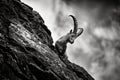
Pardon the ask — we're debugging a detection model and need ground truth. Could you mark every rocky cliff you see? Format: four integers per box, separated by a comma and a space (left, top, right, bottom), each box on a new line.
0, 0, 94, 80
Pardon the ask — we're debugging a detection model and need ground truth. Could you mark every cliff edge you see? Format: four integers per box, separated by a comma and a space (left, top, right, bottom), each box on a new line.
0, 0, 94, 80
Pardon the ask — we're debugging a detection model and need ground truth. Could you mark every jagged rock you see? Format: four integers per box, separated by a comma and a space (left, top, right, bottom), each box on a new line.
0, 0, 94, 80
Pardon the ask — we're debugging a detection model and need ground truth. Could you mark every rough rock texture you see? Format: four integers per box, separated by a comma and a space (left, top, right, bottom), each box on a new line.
0, 0, 94, 80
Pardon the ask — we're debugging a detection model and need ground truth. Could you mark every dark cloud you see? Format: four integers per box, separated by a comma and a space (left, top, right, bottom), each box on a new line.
62, 0, 120, 6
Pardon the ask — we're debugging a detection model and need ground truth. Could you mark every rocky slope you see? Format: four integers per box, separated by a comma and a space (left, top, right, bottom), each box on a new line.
0, 0, 94, 80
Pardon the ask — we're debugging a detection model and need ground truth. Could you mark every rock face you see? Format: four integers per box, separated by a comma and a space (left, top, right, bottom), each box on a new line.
0, 0, 94, 80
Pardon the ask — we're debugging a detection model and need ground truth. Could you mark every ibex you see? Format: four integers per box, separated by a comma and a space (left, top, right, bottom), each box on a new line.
55, 15, 83, 56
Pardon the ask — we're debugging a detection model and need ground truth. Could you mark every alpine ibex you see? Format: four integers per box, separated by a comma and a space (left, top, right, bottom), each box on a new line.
55, 15, 83, 56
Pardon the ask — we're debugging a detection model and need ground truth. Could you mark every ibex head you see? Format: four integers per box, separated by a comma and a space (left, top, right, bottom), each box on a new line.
67, 15, 83, 44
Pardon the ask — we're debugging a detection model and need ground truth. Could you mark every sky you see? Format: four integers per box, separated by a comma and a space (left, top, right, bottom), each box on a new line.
21, 0, 120, 80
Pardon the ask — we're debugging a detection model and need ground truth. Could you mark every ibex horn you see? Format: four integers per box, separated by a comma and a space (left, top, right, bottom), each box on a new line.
76, 28, 83, 37
69, 15, 78, 34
